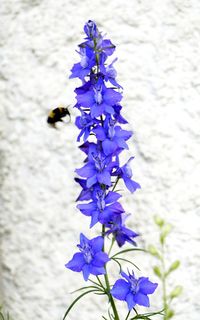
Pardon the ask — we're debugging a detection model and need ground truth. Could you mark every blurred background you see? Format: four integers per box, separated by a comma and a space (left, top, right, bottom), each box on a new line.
0, 0, 200, 319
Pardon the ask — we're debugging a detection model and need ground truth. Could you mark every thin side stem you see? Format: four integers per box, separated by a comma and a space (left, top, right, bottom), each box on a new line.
104, 269, 120, 320
108, 237, 115, 256
112, 176, 120, 192
161, 243, 167, 319
125, 310, 131, 320
102, 225, 120, 320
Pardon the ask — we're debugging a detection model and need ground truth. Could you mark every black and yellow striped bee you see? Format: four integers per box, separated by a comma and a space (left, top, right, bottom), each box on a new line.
47, 105, 71, 128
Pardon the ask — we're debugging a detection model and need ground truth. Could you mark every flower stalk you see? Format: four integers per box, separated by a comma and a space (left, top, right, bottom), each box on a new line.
64, 20, 159, 319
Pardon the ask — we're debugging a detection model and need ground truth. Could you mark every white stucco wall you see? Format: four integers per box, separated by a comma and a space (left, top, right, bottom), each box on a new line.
1, 0, 200, 319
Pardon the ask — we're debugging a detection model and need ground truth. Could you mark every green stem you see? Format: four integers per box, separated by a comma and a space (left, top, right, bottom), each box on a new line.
96, 275, 105, 290
125, 310, 131, 320
161, 243, 167, 320
102, 225, 120, 320
112, 176, 120, 192
108, 237, 115, 256
104, 270, 120, 320
133, 308, 138, 315
93, 35, 120, 320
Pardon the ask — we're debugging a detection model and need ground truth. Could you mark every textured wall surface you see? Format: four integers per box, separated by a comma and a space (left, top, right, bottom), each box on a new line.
1, 0, 200, 319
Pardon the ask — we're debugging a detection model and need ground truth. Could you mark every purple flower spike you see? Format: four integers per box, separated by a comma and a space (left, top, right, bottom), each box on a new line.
66, 21, 158, 316
65, 233, 109, 281
111, 270, 158, 309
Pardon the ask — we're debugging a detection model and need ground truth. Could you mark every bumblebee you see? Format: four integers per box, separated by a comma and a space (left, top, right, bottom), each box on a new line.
47, 105, 70, 127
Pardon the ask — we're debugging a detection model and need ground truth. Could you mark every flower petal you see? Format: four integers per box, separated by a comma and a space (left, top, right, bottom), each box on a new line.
90, 265, 106, 276
105, 191, 121, 204
139, 278, 158, 295
76, 91, 94, 108
126, 292, 136, 310
111, 279, 130, 300
91, 236, 103, 252
65, 253, 85, 272
82, 264, 91, 281
134, 292, 150, 307
76, 163, 96, 178
92, 252, 110, 266
87, 175, 98, 188
97, 171, 111, 186
124, 177, 141, 193
102, 139, 117, 155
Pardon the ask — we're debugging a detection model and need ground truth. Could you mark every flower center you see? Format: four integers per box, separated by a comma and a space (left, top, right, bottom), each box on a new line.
92, 153, 105, 172
80, 243, 93, 264
129, 276, 139, 294
96, 190, 106, 211
108, 119, 116, 139
94, 87, 103, 104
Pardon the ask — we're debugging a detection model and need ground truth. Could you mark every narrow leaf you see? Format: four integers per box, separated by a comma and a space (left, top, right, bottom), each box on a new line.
112, 257, 122, 272
63, 289, 99, 319
111, 248, 146, 259
112, 257, 140, 271
71, 285, 101, 294
130, 309, 164, 319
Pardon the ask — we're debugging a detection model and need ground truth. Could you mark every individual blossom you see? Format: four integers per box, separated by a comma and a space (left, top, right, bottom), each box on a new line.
74, 178, 93, 201
113, 104, 128, 124
69, 46, 96, 81
114, 157, 141, 193
100, 58, 122, 89
77, 187, 124, 227
105, 213, 138, 247
65, 233, 109, 281
93, 117, 132, 155
111, 270, 158, 310
76, 79, 122, 118
75, 111, 97, 142
83, 20, 99, 39
75, 149, 116, 187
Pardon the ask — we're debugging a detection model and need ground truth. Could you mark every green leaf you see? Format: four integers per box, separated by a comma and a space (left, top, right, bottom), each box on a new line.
70, 285, 102, 294
130, 309, 164, 319
62, 289, 100, 319
153, 265, 162, 278
112, 257, 140, 271
130, 315, 150, 320
112, 257, 122, 272
148, 245, 161, 259
154, 216, 165, 228
170, 285, 183, 299
111, 248, 146, 259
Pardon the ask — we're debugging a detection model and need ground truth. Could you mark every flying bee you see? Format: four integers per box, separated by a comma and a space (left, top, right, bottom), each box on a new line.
47, 105, 71, 128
